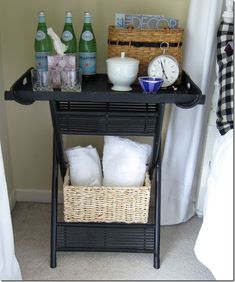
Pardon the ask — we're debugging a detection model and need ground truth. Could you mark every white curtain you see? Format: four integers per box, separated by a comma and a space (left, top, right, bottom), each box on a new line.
161, 0, 223, 225
0, 142, 22, 280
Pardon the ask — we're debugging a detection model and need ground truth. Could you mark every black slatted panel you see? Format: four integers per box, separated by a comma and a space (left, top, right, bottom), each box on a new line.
56, 101, 158, 135
58, 115, 106, 134
57, 102, 157, 113
57, 224, 155, 252
57, 102, 108, 112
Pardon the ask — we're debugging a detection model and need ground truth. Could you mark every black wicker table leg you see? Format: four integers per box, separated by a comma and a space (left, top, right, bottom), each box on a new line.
50, 135, 58, 268
154, 147, 161, 269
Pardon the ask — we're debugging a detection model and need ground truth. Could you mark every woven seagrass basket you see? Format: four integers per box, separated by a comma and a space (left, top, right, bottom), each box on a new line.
108, 25, 184, 76
63, 169, 151, 224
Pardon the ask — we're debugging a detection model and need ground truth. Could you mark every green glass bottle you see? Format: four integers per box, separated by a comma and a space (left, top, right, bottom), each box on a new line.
61, 11, 77, 56
79, 12, 97, 80
34, 11, 53, 71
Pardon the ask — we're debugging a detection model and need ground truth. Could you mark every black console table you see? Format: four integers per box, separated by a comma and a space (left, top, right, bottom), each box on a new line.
5, 68, 204, 269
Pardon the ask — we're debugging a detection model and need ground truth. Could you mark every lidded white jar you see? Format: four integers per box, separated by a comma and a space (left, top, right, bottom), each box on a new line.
106, 52, 139, 91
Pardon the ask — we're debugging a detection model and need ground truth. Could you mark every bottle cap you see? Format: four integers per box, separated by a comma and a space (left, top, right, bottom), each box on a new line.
84, 12, 91, 17
65, 11, 72, 17
38, 11, 45, 16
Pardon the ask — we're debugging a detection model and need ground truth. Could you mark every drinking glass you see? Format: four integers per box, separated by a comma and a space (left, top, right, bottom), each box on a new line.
61, 69, 82, 92
31, 69, 53, 91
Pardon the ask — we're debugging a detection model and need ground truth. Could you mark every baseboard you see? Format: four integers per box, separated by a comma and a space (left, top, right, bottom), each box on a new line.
16, 188, 64, 203
9, 189, 16, 211
196, 209, 203, 218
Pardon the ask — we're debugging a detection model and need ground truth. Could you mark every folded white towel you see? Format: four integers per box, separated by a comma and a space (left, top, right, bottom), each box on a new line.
103, 136, 152, 187
66, 145, 102, 186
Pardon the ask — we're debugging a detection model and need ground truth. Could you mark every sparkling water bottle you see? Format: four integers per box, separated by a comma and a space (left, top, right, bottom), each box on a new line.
61, 11, 77, 57
34, 11, 53, 71
79, 12, 97, 80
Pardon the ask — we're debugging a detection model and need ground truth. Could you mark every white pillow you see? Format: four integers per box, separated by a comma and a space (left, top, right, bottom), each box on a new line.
66, 145, 102, 186
102, 136, 152, 187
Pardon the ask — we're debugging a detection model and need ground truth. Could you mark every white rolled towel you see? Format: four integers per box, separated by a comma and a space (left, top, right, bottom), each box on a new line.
66, 145, 102, 186
103, 136, 152, 187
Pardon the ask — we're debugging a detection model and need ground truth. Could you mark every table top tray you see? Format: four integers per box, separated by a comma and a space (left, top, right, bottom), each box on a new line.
5, 68, 205, 108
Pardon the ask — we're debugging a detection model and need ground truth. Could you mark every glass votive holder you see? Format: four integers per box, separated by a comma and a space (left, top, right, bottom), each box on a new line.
31, 69, 53, 91
61, 69, 82, 92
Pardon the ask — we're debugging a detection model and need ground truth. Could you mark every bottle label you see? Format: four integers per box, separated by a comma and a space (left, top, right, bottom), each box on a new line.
35, 30, 46, 41
62, 30, 73, 41
35, 52, 50, 71
79, 52, 96, 75
82, 31, 94, 41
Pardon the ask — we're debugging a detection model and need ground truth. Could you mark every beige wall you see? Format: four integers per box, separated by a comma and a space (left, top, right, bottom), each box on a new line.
1, 0, 189, 194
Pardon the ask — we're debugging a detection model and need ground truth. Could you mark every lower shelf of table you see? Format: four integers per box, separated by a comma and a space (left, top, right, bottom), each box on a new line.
56, 222, 155, 252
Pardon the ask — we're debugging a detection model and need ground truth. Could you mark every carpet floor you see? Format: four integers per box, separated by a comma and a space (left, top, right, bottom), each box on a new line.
12, 202, 215, 280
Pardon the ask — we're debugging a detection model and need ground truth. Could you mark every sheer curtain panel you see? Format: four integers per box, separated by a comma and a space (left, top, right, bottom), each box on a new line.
161, 0, 223, 224
0, 142, 22, 280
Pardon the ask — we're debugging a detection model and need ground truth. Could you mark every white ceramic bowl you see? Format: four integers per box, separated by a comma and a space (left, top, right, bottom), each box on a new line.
106, 52, 139, 91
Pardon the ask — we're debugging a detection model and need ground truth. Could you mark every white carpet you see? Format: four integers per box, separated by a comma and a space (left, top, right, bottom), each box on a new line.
11, 202, 215, 280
